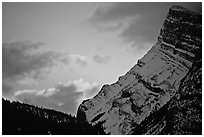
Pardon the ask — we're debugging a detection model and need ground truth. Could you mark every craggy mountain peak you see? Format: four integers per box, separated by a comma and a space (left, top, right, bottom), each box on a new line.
170, 5, 195, 13
77, 6, 202, 135
170, 5, 201, 15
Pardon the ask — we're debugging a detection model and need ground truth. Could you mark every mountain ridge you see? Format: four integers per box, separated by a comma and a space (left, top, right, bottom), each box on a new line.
77, 5, 202, 135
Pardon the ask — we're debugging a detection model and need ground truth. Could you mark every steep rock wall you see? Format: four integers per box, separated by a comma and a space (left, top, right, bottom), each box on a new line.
77, 6, 201, 135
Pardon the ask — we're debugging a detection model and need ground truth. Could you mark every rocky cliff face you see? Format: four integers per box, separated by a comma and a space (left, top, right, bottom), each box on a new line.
77, 6, 202, 135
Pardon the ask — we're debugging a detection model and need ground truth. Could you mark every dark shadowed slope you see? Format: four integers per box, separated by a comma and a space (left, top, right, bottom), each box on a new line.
2, 98, 105, 135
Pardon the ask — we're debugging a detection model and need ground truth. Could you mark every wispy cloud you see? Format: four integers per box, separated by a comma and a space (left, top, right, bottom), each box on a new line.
69, 54, 89, 67
14, 78, 101, 115
93, 55, 110, 64
59, 54, 89, 67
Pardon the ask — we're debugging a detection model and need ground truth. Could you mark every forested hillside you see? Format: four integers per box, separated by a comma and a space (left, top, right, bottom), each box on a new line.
2, 98, 105, 135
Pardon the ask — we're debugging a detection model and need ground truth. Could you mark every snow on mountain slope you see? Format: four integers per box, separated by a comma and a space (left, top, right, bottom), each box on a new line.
77, 6, 202, 135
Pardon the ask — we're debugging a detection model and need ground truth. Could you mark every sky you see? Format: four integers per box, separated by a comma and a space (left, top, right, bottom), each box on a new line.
2, 2, 201, 115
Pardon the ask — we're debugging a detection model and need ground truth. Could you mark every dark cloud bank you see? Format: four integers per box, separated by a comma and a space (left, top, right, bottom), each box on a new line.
2, 41, 91, 97
2, 41, 59, 96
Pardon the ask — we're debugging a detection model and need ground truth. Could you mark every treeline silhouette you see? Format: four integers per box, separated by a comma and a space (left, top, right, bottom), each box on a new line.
2, 98, 105, 135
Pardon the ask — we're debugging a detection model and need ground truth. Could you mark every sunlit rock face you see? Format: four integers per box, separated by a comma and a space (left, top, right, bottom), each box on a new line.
77, 6, 202, 135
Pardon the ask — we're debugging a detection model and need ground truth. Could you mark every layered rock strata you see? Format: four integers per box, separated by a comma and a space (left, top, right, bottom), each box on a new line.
77, 6, 202, 135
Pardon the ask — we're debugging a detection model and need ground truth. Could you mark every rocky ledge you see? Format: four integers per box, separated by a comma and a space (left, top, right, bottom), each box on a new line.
77, 6, 202, 135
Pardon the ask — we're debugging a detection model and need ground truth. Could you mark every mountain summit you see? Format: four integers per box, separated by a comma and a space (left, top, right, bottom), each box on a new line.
77, 6, 202, 135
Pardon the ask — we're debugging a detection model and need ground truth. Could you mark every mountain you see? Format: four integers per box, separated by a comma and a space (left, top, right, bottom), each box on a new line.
77, 6, 202, 135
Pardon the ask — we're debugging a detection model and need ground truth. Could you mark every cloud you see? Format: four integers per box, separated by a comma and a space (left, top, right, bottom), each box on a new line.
89, 2, 201, 49
2, 41, 61, 96
2, 41, 90, 97
68, 54, 89, 67
14, 78, 101, 115
93, 55, 110, 64
3, 41, 55, 79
